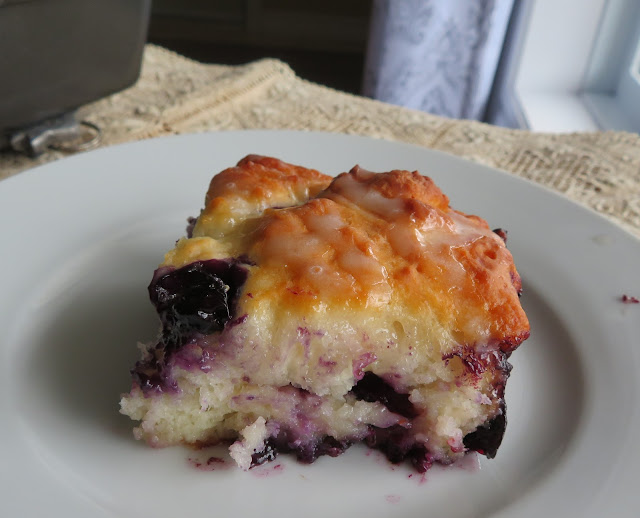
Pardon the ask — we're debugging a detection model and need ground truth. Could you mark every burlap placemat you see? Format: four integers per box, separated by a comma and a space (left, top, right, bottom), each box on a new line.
2, 45, 639, 238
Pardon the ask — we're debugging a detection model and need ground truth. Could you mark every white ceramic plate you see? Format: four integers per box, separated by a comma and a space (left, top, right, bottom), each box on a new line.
1, 130, 638, 518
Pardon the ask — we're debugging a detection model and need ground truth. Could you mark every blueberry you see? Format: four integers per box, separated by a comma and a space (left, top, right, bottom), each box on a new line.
351, 372, 419, 418
462, 409, 507, 459
249, 433, 351, 468
492, 228, 508, 243
186, 216, 198, 238
148, 259, 248, 349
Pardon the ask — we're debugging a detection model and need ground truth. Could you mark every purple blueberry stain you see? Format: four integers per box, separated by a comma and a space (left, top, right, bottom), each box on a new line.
352, 352, 377, 381
297, 327, 312, 356
227, 314, 248, 329
318, 356, 337, 372
251, 463, 285, 478
188, 455, 229, 471
174, 341, 219, 369
442, 348, 512, 380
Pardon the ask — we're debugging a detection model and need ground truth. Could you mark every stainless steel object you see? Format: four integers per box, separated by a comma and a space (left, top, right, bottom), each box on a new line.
8, 112, 101, 156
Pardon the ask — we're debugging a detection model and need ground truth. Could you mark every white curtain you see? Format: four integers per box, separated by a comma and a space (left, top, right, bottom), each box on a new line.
363, 0, 515, 121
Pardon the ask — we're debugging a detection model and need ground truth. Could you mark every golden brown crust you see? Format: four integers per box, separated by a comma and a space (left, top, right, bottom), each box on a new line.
205, 154, 332, 208
127, 155, 532, 465
192, 155, 332, 243
326, 165, 451, 212
168, 156, 530, 355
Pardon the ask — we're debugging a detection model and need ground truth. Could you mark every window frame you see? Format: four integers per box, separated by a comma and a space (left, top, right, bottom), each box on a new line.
580, 0, 640, 133
495, 0, 640, 133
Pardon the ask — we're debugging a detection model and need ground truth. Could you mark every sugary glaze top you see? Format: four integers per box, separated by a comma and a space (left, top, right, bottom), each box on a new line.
163, 155, 530, 355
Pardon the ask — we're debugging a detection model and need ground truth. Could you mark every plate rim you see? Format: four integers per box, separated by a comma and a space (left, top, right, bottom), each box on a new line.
1, 129, 638, 518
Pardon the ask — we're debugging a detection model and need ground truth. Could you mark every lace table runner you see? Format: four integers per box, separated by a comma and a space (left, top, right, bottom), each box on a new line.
2, 45, 639, 237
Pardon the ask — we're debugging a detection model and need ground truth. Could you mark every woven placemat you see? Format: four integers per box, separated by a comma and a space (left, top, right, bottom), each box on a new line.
2, 44, 639, 237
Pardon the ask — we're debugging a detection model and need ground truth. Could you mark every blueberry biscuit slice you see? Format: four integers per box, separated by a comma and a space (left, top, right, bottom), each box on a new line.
120, 155, 530, 472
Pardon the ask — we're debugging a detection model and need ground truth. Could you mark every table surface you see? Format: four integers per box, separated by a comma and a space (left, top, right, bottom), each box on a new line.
1, 44, 639, 238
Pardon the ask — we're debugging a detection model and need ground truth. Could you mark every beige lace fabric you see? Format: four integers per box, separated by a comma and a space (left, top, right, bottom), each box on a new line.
2, 45, 639, 238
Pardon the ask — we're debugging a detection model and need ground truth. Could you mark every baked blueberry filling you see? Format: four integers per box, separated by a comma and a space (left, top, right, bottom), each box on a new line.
121, 158, 531, 475
149, 259, 248, 349
350, 372, 419, 419
251, 434, 351, 468
246, 374, 420, 469
462, 412, 506, 459
244, 371, 507, 470
132, 259, 248, 393
367, 425, 434, 472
